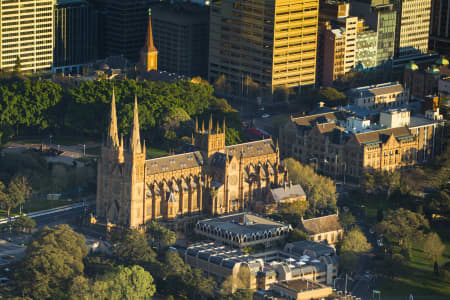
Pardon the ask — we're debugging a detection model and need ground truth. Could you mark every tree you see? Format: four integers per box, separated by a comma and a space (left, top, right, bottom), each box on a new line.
375, 208, 429, 247
218, 289, 254, 300
13, 215, 36, 233
146, 221, 176, 252
0, 177, 29, 219
339, 211, 355, 230
15, 224, 88, 299
287, 229, 309, 242
340, 228, 372, 253
279, 200, 309, 217
114, 229, 156, 266
70, 266, 156, 300
102, 265, 156, 300
423, 232, 445, 262
283, 158, 337, 215
318, 87, 347, 106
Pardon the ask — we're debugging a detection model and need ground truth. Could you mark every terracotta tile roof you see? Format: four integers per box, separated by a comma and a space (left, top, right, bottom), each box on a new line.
145, 151, 204, 175
354, 127, 412, 145
301, 214, 342, 235
225, 139, 276, 159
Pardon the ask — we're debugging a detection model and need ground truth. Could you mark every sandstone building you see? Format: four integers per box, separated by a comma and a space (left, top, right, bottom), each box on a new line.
96, 92, 287, 229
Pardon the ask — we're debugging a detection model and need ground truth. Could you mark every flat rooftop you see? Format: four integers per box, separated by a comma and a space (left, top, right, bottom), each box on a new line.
276, 279, 325, 291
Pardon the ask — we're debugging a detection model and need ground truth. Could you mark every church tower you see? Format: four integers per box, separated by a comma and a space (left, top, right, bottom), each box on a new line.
126, 95, 146, 228
139, 9, 158, 72
97, 89, 125, 224
193, 115, 226, 158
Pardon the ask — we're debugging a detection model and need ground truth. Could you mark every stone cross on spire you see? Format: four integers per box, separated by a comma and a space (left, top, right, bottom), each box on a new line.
107, 88, 119, 148
130, 94, 142, 154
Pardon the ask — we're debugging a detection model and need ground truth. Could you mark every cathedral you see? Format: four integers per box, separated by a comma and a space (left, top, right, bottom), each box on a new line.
96, 91, 288, 229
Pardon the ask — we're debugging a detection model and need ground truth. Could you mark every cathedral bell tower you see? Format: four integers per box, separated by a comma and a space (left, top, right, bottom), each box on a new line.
139, 9, 158, 72
193, 115, 226, 158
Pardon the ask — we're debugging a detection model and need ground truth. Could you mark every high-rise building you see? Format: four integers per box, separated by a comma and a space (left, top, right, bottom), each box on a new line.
319, 1, 359, 86
53, 0, 98, 73
208, 0, 319, 96
430, 0, 450, 54
0, 0, 55, 72
151, 3, 209, 78
391, 0, 432, 58
91, 0, 152, 62
351, 0, 396, 66
355, 26, 377, 70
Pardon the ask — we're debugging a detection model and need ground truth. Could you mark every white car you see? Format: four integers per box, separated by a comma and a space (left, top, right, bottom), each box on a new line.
261, 114, 270, 118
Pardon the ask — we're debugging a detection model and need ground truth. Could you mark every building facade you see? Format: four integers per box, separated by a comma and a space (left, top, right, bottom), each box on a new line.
430, 0, 450, 54
392, 0, 432, 58
279, 108, 445, 181
355, 26, 377, 70
351, 0, 396, 68
151, 3, 209, 78
208, 0, 318, 96
0, 0, 54, 72
53, 0, 97, 73
91, 0, 152, 62
404, 58, 450, 100
350, 82, 410, 111
96, 92, 287, 229
299, 214, 343, 245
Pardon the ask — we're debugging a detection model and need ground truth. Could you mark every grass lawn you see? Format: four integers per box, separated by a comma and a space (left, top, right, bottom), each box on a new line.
147, 146, 169, 159
378, 228, 450, 297
0, 198, 81, 219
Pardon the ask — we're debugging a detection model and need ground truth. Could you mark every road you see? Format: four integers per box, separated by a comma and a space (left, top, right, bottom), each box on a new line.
0, 202, 96, 266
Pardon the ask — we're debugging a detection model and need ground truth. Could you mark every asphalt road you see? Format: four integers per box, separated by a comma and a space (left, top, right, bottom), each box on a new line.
0, 202, 96, 267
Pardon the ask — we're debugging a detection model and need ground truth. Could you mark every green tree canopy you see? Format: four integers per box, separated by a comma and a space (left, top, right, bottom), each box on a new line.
283, 158, 337, 215
15, 224, 88, 299
146, 221, 176, 252
375, 208, 429, 246
114, 229, 157, 266
318, 87, 347, 106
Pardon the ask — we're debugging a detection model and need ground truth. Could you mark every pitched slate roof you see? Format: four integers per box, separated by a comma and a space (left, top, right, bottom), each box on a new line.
351, 82, 404, 98
270, 184, 306, 202
291, 111, 349, 128
285, 240, 335, 257
145, 151, 204, 175
225, 139, 276, 159
354, 127, 412, 145
301, 214, 342, 235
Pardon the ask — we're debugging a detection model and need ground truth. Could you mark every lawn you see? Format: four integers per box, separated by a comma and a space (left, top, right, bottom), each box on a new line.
147, 146, 169, 159
378, 225, 450, 297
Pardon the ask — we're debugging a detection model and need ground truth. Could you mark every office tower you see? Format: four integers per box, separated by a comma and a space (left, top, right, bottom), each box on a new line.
151, 3, 209, 77
91, 0, 152, 62
208, 0, 319, 96
0, 0, 55, 72
53, 0, 98, 73
351, 0, 396, 66
319, 1, 359, 86
391, 0, 432, 58
355, 27, 377, 70
139, 11, 157, 73
430, 0, 450, 54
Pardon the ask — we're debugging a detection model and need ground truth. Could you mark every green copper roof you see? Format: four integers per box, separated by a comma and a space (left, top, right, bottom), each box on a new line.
426, 65, 441, 74
405, 61, 419, 71
435, 56, 449, 66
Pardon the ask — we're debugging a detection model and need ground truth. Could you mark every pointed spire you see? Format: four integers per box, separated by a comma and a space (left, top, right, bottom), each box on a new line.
222, 118, 226, 134
195, 117, 199, 133
130, 94, 141, 154
276, 139, 279, 152
145, 9, 157, 52
108, 87, 119, 148
191, 133, 195, 145
208, 114, 212, 134
142, 139, 146, 156
201, 120, 205, 133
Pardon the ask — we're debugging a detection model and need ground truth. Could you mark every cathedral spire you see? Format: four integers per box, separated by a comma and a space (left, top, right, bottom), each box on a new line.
223, 118, 226, 136
216, 120, 220, 133
107, 88, 119, 148
201, 120, 205, 133
145, 10, 157, 52
139, 9, 158, 72
195, 117, 199, 133
208, 114, 212, 134
130, 94, 142, 154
